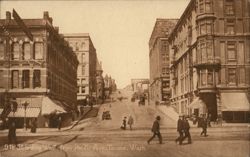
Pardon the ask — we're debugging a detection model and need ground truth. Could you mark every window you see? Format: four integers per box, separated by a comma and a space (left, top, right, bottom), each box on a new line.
33, 70, 41, 88
0, 70, 4, 88
82, 65, 85, 75
239, 68, 245, 84
200, 21, 212, 35
34, 43, 43, 59
12, 70, 19, 88
22, 70, 30, 88
23, 43, 31, 60
161, 41, 167, 51
205, 0, 212, 12
0, 43, 4, 60
82, 86, 85, 93
81, 42, 85, 50
226, 19, 235, 34
82, 53, 85, 63
77, 86, 80, 93
228, 68, 236, 84
225, 0, 234, 15
200, 69, 206, 85
200, 42, 206, 62
227, 42, 236, 60
207, 70, 213, 85
75, 42, 79, 51
12, 43, 19, 60
199, 0, 204, 13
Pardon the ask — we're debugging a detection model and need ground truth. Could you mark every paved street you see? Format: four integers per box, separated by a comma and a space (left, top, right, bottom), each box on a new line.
0, 90, 249, 157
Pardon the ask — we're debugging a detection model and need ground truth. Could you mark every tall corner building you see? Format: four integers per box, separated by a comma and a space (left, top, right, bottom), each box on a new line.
63, 34, 97, 105
169, 0, 250, 122
149, 19, 178, 105
0, 11, 78, 127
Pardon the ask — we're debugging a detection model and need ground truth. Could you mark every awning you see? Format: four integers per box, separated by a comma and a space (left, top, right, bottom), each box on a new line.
188, 97, 206, 109
221, 93, 250, 111
8, 107, 40, 118
41, 97, 67, 115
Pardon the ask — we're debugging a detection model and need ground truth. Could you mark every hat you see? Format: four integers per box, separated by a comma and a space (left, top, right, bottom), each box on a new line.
156, 116, 161, 120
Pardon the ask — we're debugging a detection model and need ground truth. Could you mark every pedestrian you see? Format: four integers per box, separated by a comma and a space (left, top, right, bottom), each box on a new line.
127, 115, 134, 130
200, 115, 208, 137
147, 116, 162, 144
8, 119, 17, 146
175, 115, 184, 145
30, 118, 37, 133
58, 116, 62, 131
181, 116, 192, 144
207, 114, 211, 127
120, 117, 127, 130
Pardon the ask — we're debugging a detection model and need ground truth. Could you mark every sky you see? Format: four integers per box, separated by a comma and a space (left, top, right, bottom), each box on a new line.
0, 0, 189, 88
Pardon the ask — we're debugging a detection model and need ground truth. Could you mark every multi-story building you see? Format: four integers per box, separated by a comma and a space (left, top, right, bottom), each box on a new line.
103, 75, 116, 99
96, 60, 104, 104
169, 0, 250, 122
0, 11, 78, 127
149, 19, 178, 105
63, 33, 97, 105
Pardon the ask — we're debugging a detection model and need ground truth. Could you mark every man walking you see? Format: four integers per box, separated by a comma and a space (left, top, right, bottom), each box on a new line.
181, 116, 192, 144
147, 116, 162, 144
121, 117, 127, 130
175, 115, 184, 145
8, 119, 17, 146
127, 115, 134, 130
200, 115, 208, 136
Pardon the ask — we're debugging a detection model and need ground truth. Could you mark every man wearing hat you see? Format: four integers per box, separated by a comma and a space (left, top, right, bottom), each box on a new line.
175, 115, 184, 145
147, 116, 162, 144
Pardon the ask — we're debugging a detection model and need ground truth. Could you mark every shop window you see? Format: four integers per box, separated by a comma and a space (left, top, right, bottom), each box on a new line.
22, 70, 30, 88
225, 0, 234, 15
0, 43, 4, 60
12, 43, 19, 60
23, 43, 31, 60
228, 68, 236, 84
33, 70, 41, 88
226, 19, 235, 34
11, 70, 19, 88
227, 42, 236, 60
34, 43, 43, 60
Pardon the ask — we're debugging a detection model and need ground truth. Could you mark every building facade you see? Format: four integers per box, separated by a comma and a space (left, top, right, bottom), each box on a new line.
96, 60, 104, 104
0, 11, 78, 127
169, 0, 250, 122
63, 34, 97, 105
149, 19, 178, 105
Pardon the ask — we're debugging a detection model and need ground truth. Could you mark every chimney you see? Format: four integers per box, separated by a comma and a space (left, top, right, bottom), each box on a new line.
43, 11, 53, 24
6, 11, 11, 23
43, 11, 49, 19
55, 26, 59, 33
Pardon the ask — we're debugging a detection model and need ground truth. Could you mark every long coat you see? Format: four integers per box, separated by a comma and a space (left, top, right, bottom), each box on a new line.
177, 119, 183, 132
151, 120, 160, 133
183, 119, 190, 131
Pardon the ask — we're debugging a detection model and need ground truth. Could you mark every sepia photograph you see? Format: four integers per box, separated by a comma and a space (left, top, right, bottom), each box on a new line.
0, 0, 249, 157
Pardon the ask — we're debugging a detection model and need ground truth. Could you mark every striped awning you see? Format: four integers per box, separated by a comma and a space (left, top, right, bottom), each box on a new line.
8, 107, 41, 118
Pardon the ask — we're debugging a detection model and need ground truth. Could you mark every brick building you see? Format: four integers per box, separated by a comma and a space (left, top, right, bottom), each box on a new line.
149, 19, 178, 105
63, 33, 97, 105
169, 0, 250, 122
0, 11, 78, 127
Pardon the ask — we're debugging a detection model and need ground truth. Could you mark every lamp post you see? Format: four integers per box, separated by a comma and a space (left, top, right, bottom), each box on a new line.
22, 101, 29, 130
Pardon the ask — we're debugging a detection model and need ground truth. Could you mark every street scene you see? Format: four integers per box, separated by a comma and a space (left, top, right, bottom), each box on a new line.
0, 0, 249, 157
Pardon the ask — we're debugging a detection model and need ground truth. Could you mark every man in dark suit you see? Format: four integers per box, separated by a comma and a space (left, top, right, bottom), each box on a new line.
175, 115, 184, 145
147, 116, 162, 144
182, 116, 192, 144
8, 119, 17, 146
200, 115, 208, 136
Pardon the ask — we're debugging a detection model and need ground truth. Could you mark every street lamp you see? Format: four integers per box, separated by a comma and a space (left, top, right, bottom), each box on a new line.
22, 101, 29, 130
